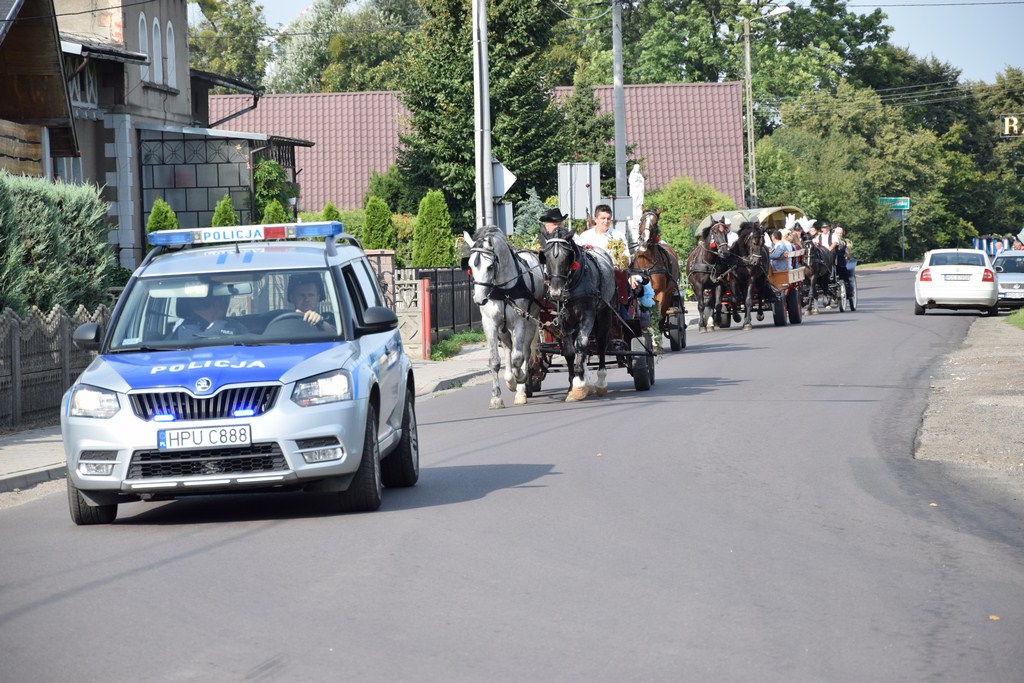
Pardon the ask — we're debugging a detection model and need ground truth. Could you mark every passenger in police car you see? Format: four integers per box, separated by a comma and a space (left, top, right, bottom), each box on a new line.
171, 293, 237, 339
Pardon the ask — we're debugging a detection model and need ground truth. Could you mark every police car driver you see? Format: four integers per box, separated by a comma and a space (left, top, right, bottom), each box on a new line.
288, 273, 335, 331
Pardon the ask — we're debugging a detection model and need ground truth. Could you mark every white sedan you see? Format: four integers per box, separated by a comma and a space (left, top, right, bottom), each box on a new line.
912, 248, 998, 316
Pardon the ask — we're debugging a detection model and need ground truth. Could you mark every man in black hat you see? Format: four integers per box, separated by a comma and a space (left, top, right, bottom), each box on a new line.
539, 207, 569, 238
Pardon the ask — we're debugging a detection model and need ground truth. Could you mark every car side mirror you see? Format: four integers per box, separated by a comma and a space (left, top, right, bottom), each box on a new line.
357, 306, 398, 335
72, 322, 102, 350
996, 265, 1004, 273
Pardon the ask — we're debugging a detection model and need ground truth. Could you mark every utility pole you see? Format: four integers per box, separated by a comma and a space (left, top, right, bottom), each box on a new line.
611, 0, 628, 235
743, 17, 755, 208
472, 0, 495, 229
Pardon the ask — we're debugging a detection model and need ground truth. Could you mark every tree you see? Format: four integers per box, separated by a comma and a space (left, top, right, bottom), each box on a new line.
146, 198, 179, 252
412, 190, 455, 267
397, 0, 563, 234
267, 0, 353, 93
511, 187, 546, 246
253, 158, 293, 220
366, 165, 421, 216
558, 62, 624, 198
322, 201, 342, 222
363, 196, 398, 250
211, 195, 239, 227
189, 0, 271, 88
644, 176, 736, 256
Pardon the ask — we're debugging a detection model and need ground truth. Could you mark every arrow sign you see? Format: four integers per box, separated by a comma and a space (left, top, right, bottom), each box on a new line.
492, 160, 516, 198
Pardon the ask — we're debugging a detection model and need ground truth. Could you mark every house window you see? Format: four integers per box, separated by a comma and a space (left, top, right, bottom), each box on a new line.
68, 57, 99, 107
138, 13, 149, 81
152, 18, 163, 84
166, 22, 176, 88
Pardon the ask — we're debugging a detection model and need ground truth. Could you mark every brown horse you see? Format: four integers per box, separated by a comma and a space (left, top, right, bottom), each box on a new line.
630, 208, 682, 340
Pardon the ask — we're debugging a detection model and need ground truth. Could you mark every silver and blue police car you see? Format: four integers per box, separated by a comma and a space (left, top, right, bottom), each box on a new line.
61, 222, 418, 524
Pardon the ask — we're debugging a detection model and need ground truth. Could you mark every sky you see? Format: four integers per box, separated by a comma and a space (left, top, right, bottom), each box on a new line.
218, 1, 1020, 85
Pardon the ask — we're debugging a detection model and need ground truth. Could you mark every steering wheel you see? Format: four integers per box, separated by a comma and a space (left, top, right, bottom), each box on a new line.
267, 312, 306, 328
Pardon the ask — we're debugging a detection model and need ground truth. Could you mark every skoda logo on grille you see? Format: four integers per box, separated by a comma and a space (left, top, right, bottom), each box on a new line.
195, 377, 213, 394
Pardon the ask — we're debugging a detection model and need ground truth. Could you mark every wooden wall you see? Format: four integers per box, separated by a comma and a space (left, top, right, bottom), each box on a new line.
0, 119, 44, 177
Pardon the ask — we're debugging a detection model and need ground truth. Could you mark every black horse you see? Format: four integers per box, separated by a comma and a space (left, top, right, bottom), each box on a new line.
729, 221, 776, 330
801, 240, 836, 314
539, 227, 617, 401
686, 220, 733, 332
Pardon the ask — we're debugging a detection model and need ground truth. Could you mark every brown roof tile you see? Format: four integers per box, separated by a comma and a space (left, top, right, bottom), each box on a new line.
209, 82, 744, 212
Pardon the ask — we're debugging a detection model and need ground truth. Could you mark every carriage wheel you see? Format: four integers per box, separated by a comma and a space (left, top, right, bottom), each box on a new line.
786, 288, 802, 324
849, 277, 858, 311
773, 297, 787, 326
716, 310, 732, 329
631, 337, 652, 392
838, 281, 848, 312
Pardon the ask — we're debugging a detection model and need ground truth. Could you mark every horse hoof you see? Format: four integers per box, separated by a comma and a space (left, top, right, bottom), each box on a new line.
595, 386, 609, 396
566, 388, 588, 402
513, 394, 527, 406
743, 323, 753, 331
699, 327, 707, 333
489, 398, 505, 409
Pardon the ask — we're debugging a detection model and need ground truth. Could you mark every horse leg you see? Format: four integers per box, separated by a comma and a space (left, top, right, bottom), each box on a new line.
743, 280, 754, 330
809, 275, 819, 314
594, 309, 611, 396
510, 320, 529, 406
483, 317, 505, 409
567, 315, 594, 402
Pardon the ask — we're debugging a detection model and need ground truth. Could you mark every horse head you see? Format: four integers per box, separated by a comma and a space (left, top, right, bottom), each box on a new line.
703, 220, 732, 259
540, 234, 581, 302
637, 208, 662, 253
463, 227, 509, 306
732, 221, 764, 258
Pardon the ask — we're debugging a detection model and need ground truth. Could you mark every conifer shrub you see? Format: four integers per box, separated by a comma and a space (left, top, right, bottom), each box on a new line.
211, 195, 239, 227
363, 196, 397, 250
412, 190, 455, 267
261, 199, 290, 223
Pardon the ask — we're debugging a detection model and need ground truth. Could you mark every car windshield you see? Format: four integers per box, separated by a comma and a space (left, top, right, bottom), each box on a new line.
995, 256, 1024, 274
107, 269, 344, 351
928, 253, 985, 267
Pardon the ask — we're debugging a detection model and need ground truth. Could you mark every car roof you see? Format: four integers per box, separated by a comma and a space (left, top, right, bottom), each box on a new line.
138, 240, 366, 277
926, 248, 987, 255
994, 250, 1024, 258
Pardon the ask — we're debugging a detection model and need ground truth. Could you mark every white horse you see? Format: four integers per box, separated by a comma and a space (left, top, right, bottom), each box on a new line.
463, 228, 546, 409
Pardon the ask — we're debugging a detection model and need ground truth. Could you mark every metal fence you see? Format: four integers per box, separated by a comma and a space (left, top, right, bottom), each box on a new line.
0, 305, 111, 428
396, 267, 481, 344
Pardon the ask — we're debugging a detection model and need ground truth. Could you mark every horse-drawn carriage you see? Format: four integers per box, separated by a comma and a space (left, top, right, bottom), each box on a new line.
462, 216, 685, 407
690, 206, 807, 329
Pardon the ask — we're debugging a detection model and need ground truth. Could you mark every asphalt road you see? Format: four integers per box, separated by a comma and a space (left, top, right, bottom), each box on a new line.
1, 269, 1022, 682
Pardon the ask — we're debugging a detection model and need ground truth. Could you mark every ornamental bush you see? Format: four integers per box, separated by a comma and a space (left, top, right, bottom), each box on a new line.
644, 176, 735, 256
0, 171, 113, 315
412, 190, 455, 267
211, 195, 239, 227
363, 196, 397, 250
261, 199, 290, 223
145, 198, 178, 252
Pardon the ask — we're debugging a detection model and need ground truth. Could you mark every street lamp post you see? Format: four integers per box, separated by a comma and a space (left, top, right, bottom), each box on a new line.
743, 5, 790, 208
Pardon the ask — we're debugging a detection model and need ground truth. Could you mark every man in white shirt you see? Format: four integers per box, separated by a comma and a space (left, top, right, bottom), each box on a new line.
575, 204, 631, 257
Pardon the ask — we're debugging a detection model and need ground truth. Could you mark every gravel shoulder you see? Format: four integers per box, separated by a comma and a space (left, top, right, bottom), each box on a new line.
916, 314, 1024, 488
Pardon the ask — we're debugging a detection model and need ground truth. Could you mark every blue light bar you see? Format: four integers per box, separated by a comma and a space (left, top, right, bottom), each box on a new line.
147, 221, 345, 247
153, 413, 177, 422
232, 408, 256, 418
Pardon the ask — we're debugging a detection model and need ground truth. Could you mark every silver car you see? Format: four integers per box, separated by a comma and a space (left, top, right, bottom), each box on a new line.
61, 222, 418, 524
993, 250, 1024, 309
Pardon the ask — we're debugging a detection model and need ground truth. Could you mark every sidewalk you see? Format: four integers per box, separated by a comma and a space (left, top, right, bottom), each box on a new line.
0, 345, 495, 495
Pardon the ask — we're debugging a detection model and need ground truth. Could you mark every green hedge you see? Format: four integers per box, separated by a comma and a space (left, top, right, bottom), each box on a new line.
0, 172, 114, 316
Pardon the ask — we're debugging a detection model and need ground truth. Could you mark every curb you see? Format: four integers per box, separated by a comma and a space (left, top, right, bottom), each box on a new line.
0, 465, 66, 495
415, 369, 491, 398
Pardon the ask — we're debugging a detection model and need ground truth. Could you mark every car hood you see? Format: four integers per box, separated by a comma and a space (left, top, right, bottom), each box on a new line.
80, 342, 357, 394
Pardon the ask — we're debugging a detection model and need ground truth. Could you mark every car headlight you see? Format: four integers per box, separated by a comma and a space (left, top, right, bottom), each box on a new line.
68, 384, 121, 419
291, 370, 353, 407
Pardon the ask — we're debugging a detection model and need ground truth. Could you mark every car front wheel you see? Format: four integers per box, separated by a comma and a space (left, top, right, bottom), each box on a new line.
382, 388, 419, 488
338, 404, 383, 512
67, 478, 117, 525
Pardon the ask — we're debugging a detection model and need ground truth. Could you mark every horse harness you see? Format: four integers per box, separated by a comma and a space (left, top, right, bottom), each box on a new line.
469, 239, 545, 317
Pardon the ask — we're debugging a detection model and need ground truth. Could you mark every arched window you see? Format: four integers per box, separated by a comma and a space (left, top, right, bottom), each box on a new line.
138, 13, 149, 81
165, 22, 177, 88
152, 18, 163, 84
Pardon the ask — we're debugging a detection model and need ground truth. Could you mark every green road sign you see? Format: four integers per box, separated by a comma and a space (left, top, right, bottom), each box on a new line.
879, 196, 910, 211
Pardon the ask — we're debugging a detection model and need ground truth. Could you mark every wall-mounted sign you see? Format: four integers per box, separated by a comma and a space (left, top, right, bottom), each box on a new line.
999, 114, 1022, 138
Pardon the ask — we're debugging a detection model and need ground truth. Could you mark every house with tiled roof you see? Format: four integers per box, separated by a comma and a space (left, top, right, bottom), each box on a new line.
208, 82, 745, 214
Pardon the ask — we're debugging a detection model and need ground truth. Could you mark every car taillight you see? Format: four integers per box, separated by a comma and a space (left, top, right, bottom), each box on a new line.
920, 268, 931, 282
983, 269, 995, 282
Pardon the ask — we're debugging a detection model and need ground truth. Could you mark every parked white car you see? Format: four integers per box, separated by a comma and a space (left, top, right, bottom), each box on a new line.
912, 248, 998, 316
992, 249, 1024, 309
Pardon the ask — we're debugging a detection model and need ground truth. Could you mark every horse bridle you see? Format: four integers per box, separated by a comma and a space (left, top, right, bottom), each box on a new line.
543, 236, 587, 293
469, 237, 542, 304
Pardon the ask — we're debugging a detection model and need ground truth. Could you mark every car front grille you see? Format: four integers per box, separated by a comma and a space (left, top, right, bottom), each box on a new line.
129, 386, 280, 422
127, 443, 287, 479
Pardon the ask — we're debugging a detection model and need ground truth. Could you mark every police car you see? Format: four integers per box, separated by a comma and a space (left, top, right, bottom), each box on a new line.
61, 222, 418, 524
